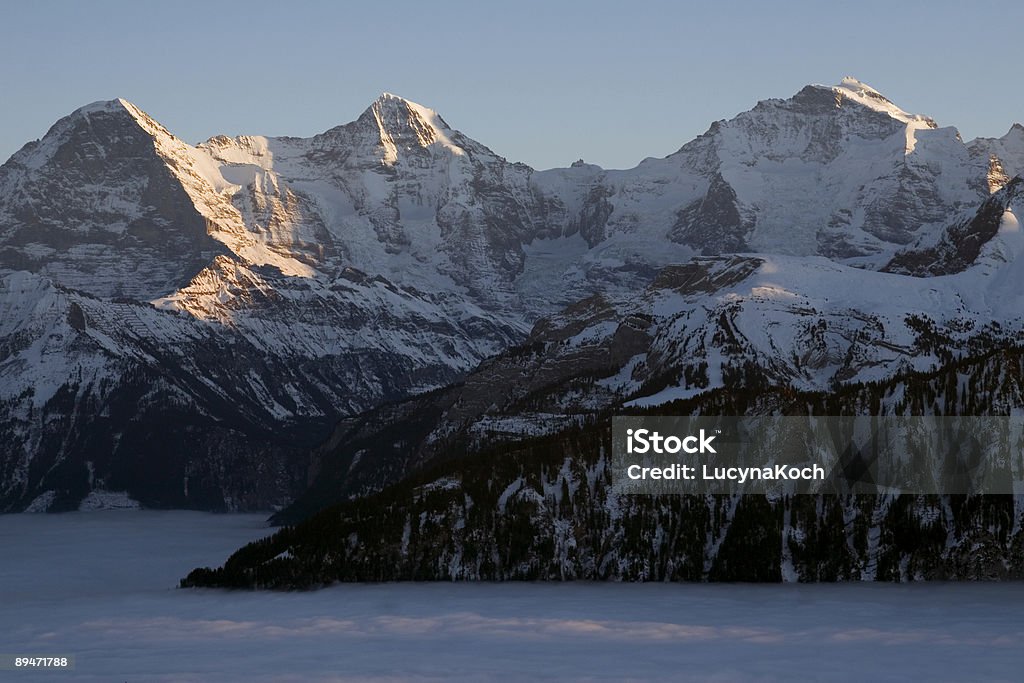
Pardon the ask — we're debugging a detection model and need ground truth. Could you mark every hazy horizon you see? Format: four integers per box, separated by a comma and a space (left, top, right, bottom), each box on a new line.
2, 0, 1024, 170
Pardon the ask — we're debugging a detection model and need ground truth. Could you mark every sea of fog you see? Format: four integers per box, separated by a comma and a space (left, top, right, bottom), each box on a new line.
2, 511, 1023, 682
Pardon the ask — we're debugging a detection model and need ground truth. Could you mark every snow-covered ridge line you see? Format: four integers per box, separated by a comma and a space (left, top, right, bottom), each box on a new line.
4, 76, 1024, 513
825, 76, 937, 128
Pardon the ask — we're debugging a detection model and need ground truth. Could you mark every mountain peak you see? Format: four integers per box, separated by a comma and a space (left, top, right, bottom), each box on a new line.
822, 76, 936, 127
64, 97, 174, 141
348, 92, 466, 162
74, 97, 133, 115
70, 97, 146, 122
366, 92, 451, 132
836, 76, 886, 98
1, 98, 174, 174
374, 91, 423, 107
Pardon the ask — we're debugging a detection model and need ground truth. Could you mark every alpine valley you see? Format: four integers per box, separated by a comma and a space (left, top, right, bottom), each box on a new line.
5, 78, 1024, 581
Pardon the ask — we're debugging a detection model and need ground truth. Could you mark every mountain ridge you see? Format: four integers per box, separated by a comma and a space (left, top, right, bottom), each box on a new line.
4, 77, 1024, 513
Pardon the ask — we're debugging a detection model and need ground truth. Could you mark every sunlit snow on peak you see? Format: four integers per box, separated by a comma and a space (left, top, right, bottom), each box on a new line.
368, 92, 464, 159
821, 76, 938, 132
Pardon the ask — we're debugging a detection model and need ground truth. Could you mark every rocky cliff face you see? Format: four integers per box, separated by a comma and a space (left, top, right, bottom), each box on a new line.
0, 100, 225, 300
885, 177, 1024, 276
3, 78, 1024, 512
0, 266, 517, 511
970, 123, 1024, 180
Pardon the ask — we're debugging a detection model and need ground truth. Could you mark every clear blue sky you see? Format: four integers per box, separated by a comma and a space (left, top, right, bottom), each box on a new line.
2, 0, 1023, 170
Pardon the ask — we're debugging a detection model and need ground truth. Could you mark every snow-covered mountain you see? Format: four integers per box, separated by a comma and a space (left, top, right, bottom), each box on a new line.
272, 182, 1024, 518
531, 77, 994, 270
3, 77, 1024, 512
209, 184, 1024, 582
0, 94, 545, 511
